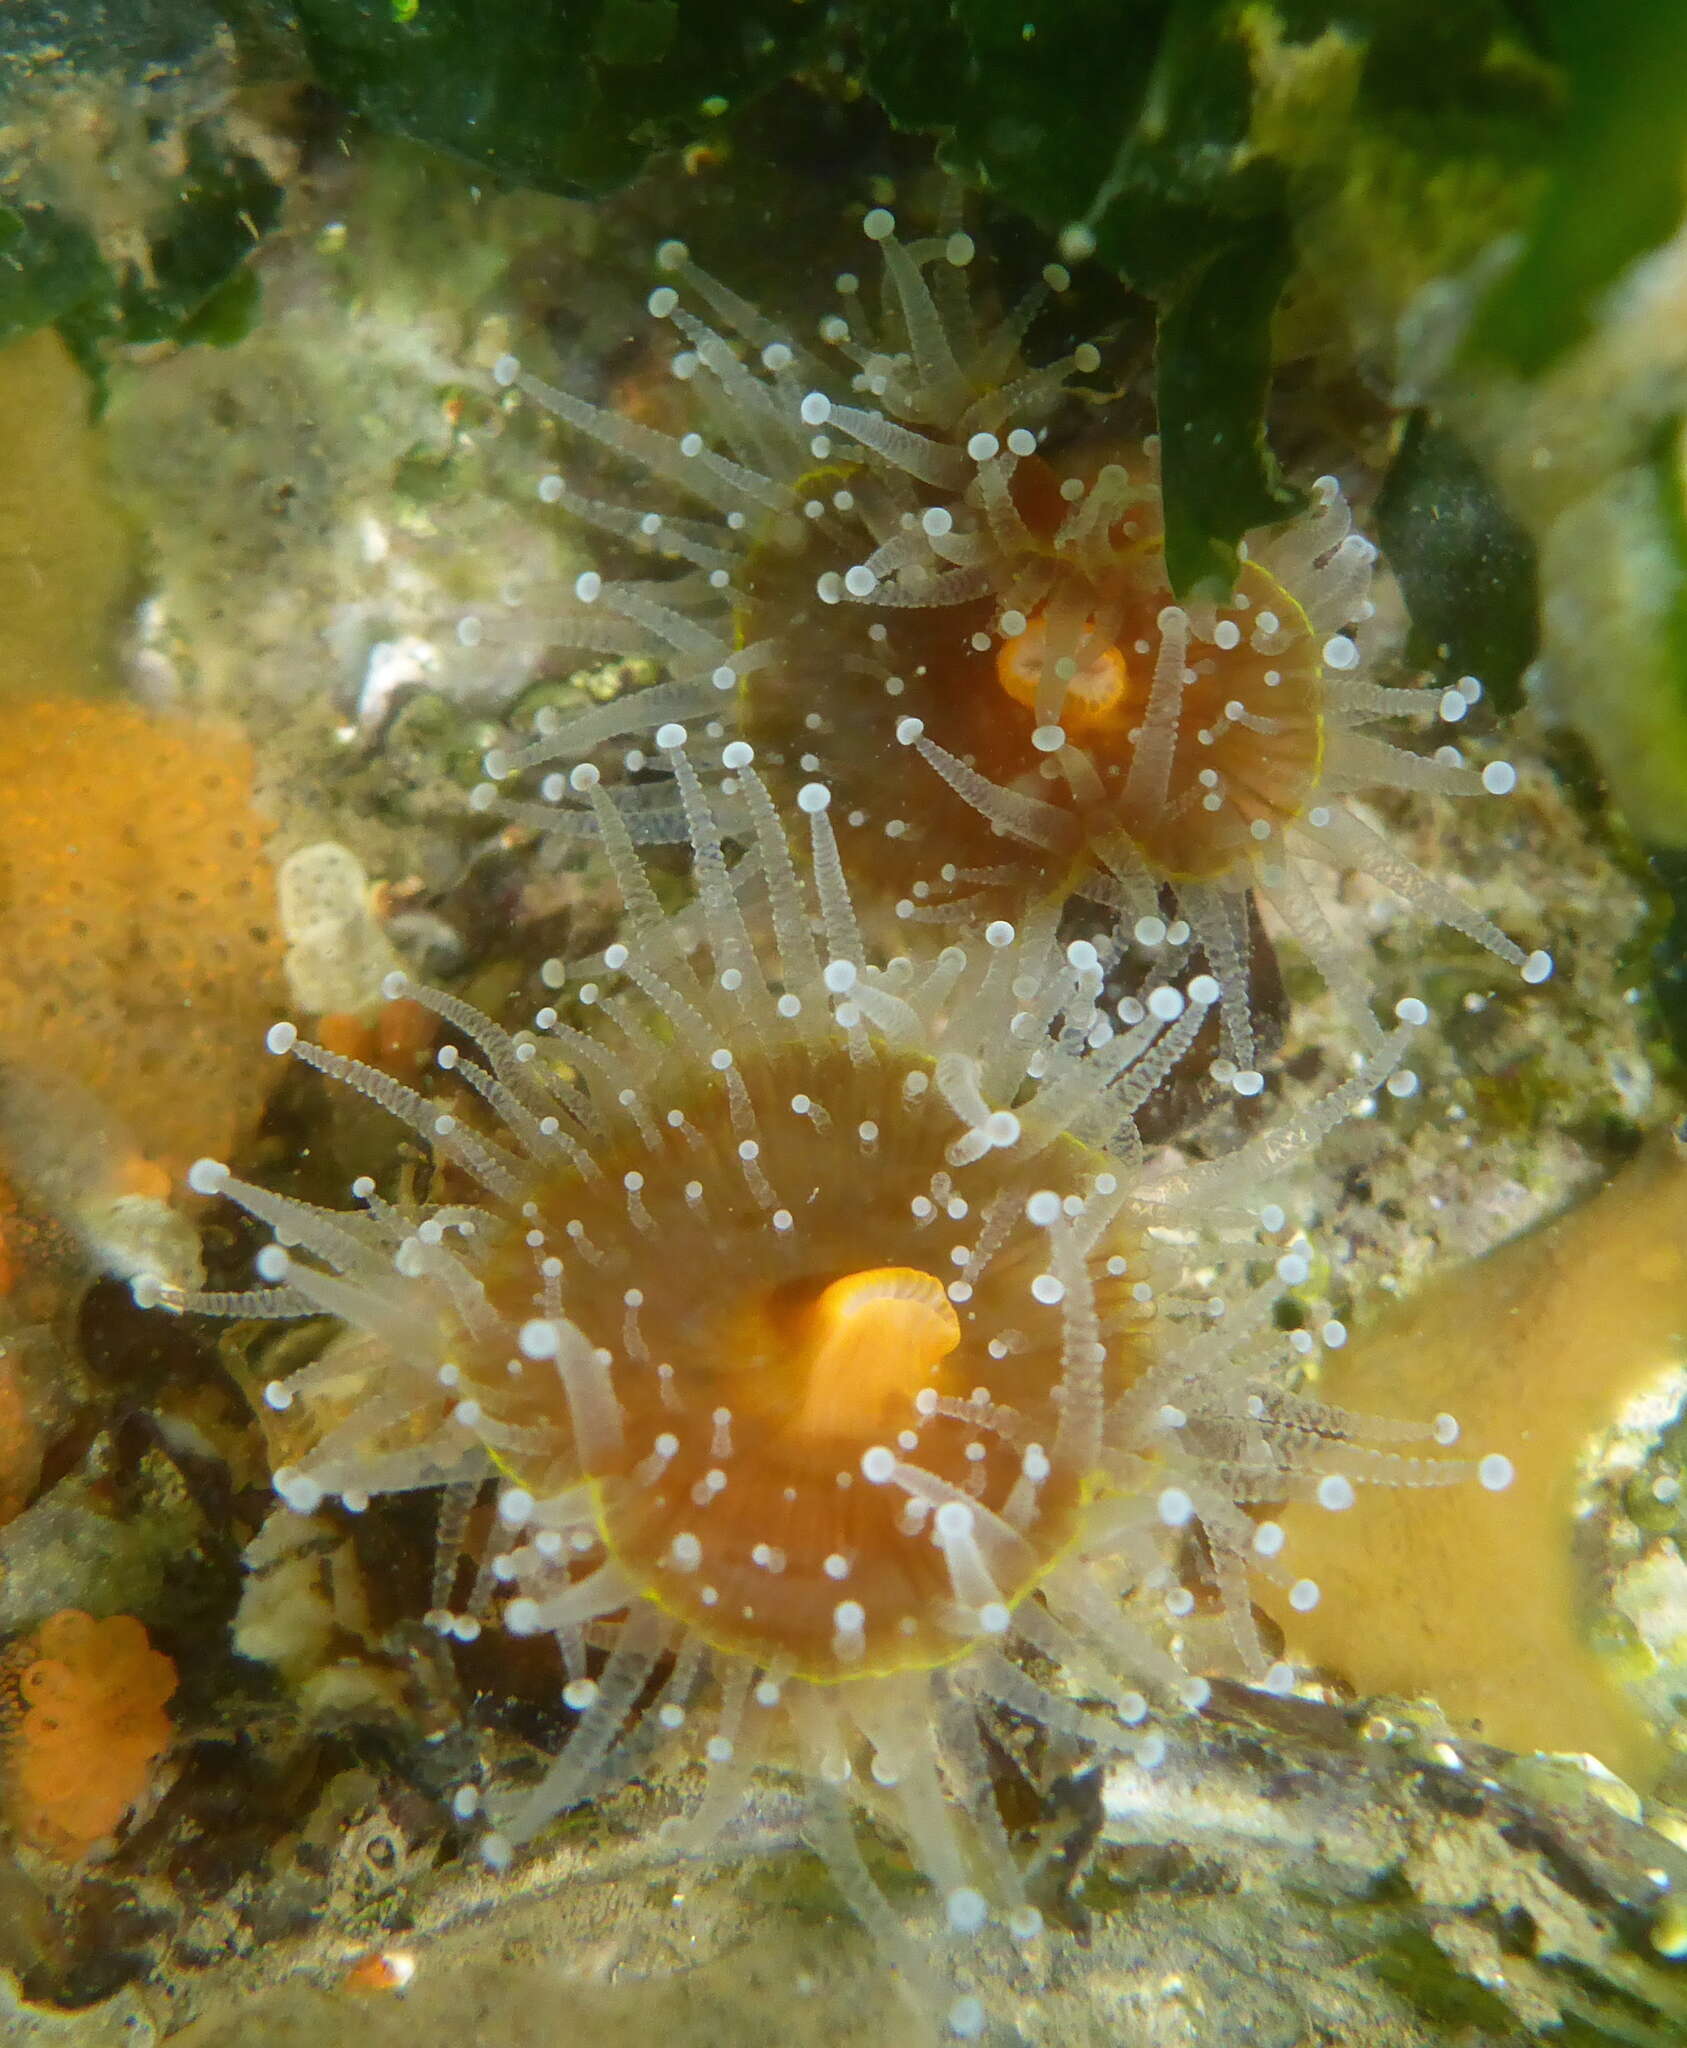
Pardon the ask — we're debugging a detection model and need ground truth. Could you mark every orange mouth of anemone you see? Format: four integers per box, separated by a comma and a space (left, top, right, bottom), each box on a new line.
782, 1265, 963, 1442
985, 559, 1330, 883
994, 612, 1138, 737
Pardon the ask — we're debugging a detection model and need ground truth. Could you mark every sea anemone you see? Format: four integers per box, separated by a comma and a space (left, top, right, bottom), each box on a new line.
154, 743, 1472, 2035
472, 202, 1551, 1073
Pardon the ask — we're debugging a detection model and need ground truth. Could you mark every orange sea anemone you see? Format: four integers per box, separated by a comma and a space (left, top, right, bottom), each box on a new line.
472, 204, 1550, 1076
155, 748, 1473, 2036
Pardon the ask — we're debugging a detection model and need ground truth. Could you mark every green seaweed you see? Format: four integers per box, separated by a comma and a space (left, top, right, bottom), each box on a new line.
0, 120, 279, 378
1470, 0, 1687, 377
1366, 1920, 1524, 2035
285, 0, 819, 197
1156, 213, 1304, 594
1629, 420, 1687, 1055
0, 202, 107, 350
116, 124, 282, 346
1646, 854, 1687, 1068
1374, 412, 1539, 713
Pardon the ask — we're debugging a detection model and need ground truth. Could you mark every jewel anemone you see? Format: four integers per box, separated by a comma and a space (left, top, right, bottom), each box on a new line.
155, 743, 1468, 2036
472, 202, 1551, 1074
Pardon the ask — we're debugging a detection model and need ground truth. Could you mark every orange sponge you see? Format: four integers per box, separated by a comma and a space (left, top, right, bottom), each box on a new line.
0, 699, 282, 1188
3, 1610, 177, 1858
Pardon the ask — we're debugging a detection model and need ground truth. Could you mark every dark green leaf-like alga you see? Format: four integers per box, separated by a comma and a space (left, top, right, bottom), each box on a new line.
288, 0, 821, 197
1374, 413, 1539, 713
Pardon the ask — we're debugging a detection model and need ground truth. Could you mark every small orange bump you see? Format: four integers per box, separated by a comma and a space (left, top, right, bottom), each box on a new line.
110, 1153, 172, 1204
343, 1950, 418, 1994
376, 996, 437, 1075
316, 1012, 375, 1063
610, 344, 692, 436
791, 1266, 961, 1441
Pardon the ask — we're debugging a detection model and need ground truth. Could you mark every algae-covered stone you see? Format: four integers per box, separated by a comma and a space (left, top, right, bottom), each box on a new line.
0, 1441, 212, 1639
